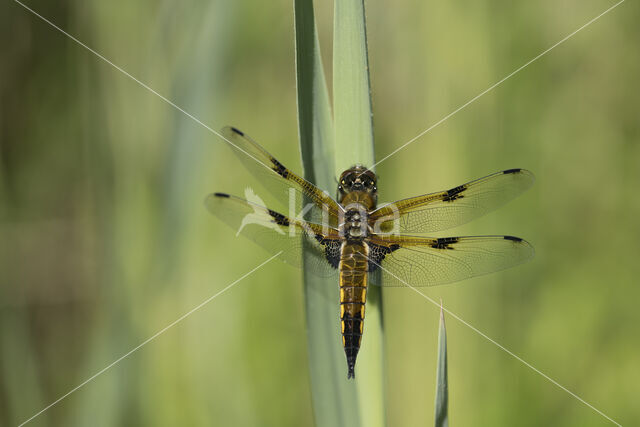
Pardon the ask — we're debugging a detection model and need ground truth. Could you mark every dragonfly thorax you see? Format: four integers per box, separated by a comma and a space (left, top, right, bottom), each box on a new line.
341, 205, 370, 241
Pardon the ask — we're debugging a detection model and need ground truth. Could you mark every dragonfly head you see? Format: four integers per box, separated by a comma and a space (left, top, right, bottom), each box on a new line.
337, 165, 378, 206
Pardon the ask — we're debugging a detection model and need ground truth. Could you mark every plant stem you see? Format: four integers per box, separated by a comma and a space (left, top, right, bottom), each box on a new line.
295, 0, 385, 425
334, 1, 385, 426
294, 1, 361, 426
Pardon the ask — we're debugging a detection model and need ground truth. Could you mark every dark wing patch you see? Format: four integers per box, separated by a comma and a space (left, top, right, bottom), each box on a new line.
430, 237, 459, 249
367, 241, 401, 272
323, 238, 342, 269
267, 209, 290, 227
442, 185, 466, 202
270, 157, 289, 178
230, 127, 245, 137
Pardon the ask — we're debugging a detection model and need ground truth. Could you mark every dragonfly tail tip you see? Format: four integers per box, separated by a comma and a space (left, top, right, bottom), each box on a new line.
347, 366, 355, 379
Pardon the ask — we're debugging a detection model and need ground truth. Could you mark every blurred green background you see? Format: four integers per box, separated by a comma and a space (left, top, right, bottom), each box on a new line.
1, 0, 639, 426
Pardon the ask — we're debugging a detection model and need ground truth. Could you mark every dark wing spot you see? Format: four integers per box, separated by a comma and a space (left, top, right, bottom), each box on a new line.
367, 242, 401, 272
504, 235, 523, 242
442, 184, 466, 202
313, 234, 341, 268
213, 192, 230, 198
271, 158, 289, 178
503, 168, 522, 174
430, 237, 459, 250
230, 127, 244, 136
267, 209, 290, 227
325, 240, 341, 269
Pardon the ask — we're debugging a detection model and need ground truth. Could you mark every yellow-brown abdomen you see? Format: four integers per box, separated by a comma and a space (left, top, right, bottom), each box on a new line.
339, 242, 369, 379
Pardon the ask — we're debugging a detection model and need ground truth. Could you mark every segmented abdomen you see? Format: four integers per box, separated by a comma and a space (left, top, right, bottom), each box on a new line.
339, 242, 369, 379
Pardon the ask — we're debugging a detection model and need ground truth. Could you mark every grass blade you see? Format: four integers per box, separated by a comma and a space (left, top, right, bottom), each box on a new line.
294, 0, 335, 191
294, 1, 361, 426
333, 0, 375, 171
333, 1, 384, 426
435, 303, 449, 427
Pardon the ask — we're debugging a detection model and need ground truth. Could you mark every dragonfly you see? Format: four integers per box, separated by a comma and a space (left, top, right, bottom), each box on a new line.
206, 126, 535, 379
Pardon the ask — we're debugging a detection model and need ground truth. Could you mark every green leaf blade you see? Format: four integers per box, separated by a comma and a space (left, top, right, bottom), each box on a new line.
333, 1, 384, 427
295, 0, 384, 425
295, 0, 335, 192
294, 1, 361, 426
333, 0, 375, 171
435, 304, 449, 427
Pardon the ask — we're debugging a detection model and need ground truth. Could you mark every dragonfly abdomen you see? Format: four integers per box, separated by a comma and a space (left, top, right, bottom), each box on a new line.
339, 242, 369, 379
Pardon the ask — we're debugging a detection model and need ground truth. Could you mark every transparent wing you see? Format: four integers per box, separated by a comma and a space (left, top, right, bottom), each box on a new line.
370, 169, 534, 233
366, 234, 534, 287
205, 192, 341, 278
220, 126, 343, 227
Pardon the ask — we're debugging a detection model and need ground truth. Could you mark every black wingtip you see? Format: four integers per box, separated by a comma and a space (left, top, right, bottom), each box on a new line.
503, 168, 522, 174
504, 235, 523, 242
213, 192, 230, 198
230, 127, 244, 136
